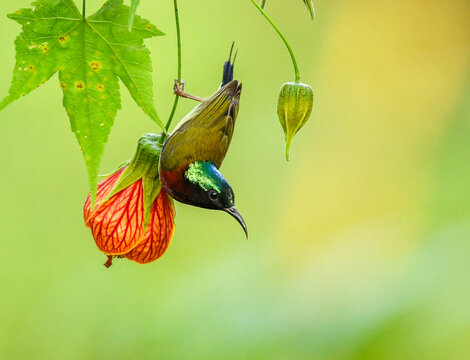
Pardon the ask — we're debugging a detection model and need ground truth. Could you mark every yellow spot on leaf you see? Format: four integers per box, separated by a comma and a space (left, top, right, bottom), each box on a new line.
97, 84, 104, 91
76, 82, 84, 90
59, 35, 70, 44
60, 82, 66, 89
40, 43, 49, 54
90, 61, 102, 71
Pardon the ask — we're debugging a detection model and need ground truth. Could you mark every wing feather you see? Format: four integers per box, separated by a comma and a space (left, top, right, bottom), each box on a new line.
160, 80, 242, 171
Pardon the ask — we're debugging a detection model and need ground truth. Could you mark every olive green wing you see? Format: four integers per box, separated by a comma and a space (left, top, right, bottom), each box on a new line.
160, 80, 241, 171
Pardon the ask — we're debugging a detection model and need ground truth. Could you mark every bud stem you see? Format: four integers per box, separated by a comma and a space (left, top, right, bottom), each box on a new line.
162, 0, 183, 142
249, 0, 301, 82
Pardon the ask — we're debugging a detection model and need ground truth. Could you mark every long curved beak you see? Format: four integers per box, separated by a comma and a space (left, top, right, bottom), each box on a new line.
224, 206, 248, 238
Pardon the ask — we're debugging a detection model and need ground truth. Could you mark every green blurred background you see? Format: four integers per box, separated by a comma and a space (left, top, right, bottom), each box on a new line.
1, 0, 470, 359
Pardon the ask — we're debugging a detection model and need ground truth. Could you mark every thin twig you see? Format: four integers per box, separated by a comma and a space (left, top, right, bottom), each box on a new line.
163, 0, 183, 136
249, 0, 301, 82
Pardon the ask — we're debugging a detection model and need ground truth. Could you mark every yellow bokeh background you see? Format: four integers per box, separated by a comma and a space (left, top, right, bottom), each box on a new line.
0, 0, 469, 359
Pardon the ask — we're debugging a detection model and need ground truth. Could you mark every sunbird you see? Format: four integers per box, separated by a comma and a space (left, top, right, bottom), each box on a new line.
159, 45, 247, 236
83, 45, 245, 267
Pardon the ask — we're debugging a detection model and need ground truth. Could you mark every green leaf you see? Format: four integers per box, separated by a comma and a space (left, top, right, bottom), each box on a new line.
128, 0, 141, 31
0, 0, 165, 203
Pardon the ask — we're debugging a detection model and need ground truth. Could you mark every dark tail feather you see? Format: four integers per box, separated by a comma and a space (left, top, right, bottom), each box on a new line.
221, 42, 237, 86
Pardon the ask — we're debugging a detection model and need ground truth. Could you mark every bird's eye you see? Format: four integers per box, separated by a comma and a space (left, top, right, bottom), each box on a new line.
209, 190, 218, 201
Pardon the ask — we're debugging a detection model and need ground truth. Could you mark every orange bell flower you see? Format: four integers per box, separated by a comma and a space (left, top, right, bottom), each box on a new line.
83, 134, 175, 267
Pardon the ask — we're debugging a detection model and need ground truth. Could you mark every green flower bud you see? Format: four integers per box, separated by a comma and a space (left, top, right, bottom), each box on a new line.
277, 81, 313, 161
303, 0, 315, 20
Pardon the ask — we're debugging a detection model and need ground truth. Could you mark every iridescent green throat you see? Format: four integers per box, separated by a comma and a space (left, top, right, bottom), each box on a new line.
185, 161, 223, 193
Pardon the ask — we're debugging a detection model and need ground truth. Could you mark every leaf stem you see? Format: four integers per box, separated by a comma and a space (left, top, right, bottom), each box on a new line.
260, 0, 267, 9
249, 0, 300, 82
162, 0, 182, 139
82, 0, 86, 19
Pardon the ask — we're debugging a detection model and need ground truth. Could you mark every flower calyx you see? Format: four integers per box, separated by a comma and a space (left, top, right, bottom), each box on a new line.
105, 133, 165, 227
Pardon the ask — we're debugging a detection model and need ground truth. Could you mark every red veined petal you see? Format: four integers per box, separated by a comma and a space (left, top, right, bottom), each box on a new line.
124, 191, 175, 264
90, 182, 144, 255
83, 168, 126, 226
83, 170, 145, 255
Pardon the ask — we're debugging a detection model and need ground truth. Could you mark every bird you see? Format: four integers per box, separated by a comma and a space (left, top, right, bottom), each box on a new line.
159, 44, 247, 237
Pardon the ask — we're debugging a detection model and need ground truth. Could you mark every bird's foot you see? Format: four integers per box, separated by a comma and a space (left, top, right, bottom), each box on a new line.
173, 79, 206, 102
173, 79, 186, 94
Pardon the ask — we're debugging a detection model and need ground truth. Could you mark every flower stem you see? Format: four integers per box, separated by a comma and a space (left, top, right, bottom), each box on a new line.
163, 0, 182, 138
249, 0, 300, 82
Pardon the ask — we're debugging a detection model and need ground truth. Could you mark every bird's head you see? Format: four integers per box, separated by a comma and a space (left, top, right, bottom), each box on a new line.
182, 161, 247, 237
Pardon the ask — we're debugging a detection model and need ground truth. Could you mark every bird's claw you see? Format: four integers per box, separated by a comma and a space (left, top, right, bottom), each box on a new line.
173, 79, 206, 102
173, 79, 186, 95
